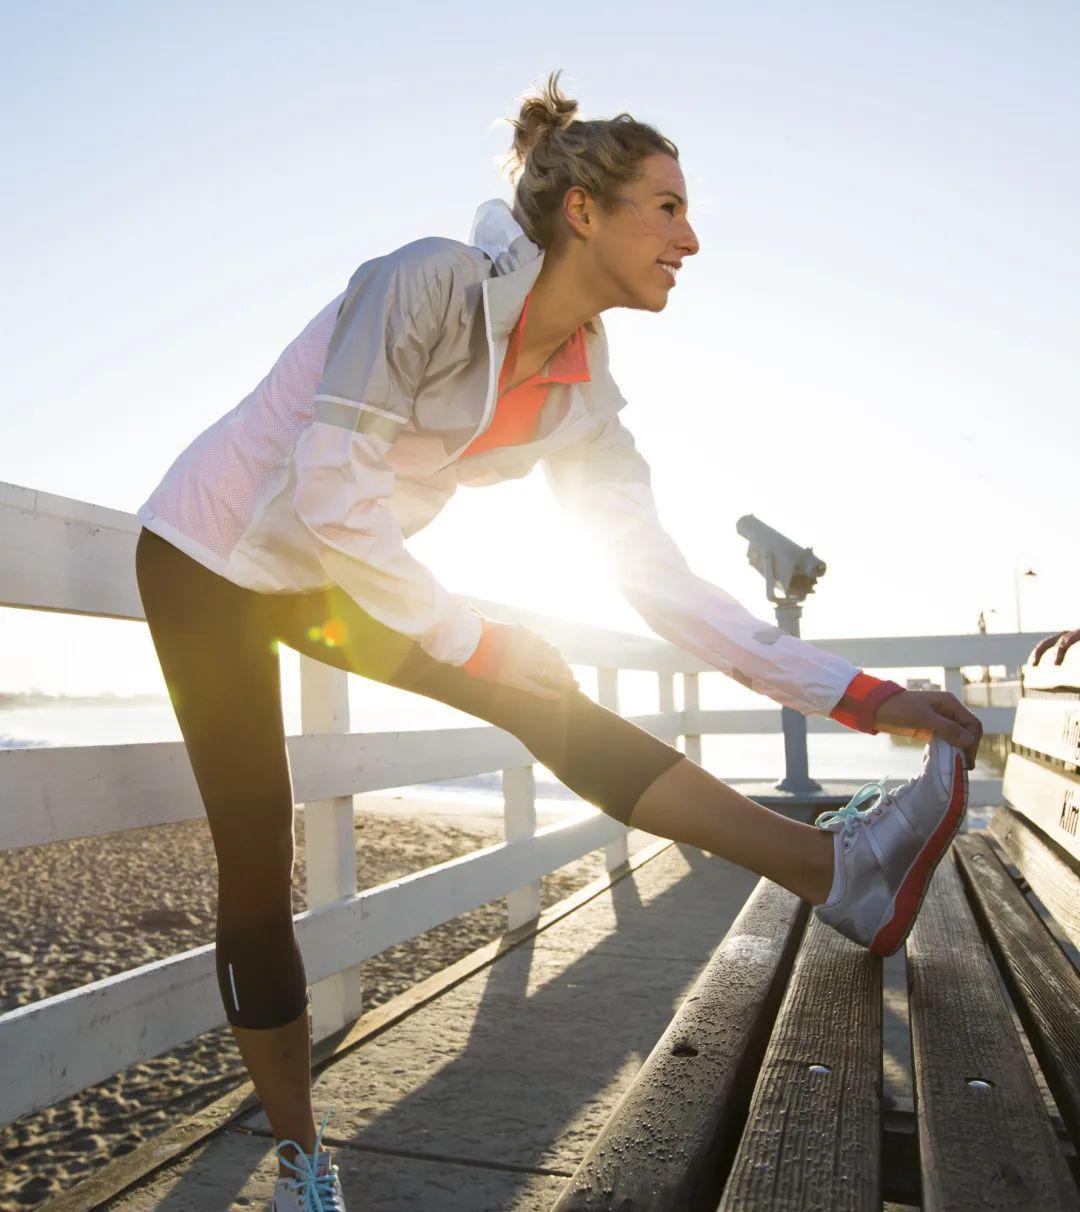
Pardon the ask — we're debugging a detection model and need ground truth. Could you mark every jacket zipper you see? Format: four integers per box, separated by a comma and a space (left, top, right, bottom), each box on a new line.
431, 275, 504, 472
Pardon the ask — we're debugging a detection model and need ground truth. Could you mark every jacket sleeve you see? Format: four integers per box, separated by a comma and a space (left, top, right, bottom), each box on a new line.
541, 412, 873, 718
292, 242, 484, 665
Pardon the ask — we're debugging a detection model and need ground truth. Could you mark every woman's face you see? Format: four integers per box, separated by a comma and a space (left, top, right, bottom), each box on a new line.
568, 153, 700, 313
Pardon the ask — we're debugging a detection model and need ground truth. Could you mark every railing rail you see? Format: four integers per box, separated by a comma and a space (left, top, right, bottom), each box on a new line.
0, 716, 686, 853
0, 479, 1049, 1127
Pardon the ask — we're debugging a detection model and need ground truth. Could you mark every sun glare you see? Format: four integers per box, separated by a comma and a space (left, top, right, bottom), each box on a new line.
408, 476, 645, 634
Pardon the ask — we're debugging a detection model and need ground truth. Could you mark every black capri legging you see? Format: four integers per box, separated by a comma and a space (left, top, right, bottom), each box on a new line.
134, 526, 685, 1030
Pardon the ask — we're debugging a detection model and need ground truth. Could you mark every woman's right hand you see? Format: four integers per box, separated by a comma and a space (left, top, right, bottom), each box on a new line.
463, 620, 580, 701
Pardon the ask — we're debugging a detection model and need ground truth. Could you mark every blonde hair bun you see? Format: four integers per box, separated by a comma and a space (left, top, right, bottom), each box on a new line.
496, 69, 679, 255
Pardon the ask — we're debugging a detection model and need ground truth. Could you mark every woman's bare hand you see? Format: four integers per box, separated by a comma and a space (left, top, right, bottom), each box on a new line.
871, 690, 983, 770
467, 622, 579, 701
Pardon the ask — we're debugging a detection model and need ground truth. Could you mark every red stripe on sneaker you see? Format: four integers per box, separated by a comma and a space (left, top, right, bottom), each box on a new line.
870, 752, 967, 956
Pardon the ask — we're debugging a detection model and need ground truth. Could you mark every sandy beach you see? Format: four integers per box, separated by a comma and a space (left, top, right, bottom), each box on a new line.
0, 793, 663, 1209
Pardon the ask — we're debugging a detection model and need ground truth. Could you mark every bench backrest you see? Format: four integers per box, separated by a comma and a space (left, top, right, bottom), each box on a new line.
990, 637, 1080, 951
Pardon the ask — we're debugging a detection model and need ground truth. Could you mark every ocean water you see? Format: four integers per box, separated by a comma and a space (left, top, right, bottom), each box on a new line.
0, 694, 1002, 810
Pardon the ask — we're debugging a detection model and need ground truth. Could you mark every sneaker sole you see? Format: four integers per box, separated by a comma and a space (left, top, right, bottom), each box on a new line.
868, 751, 969, 957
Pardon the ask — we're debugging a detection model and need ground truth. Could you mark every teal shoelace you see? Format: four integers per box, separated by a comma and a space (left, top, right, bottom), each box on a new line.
276, 1107, 339, 1210
813, 776, 891, 838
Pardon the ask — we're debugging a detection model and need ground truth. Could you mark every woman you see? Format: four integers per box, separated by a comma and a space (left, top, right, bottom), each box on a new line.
135, 71, 982, 1211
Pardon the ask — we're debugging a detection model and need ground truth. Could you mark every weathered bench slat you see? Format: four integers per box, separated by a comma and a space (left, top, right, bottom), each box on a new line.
717, 914, 881, 1212
551, 879, 807, 1211
1002, 752, 1080, 864
907, 851, 1080, 1210
988, 805, 1080, 952
954, 831, 1080, 1143
1010, 695, 1080, 768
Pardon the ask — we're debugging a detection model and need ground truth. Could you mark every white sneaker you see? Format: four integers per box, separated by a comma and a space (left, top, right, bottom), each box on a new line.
271, 1108, 347, 1211
812, 735, 968, 956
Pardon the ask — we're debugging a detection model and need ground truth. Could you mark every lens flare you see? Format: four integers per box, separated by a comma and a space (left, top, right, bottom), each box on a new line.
323, 617, 348, 647
306, 618, 348, 648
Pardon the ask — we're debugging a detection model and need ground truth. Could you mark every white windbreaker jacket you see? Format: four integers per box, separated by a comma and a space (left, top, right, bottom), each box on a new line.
137, 198, 862, 717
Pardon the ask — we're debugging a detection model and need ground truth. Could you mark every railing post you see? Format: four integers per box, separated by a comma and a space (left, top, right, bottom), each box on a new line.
299, 655, 363, 1043
683, 672, 702, 765
943, 666, 964, 701
597, 667, 630, 870
658, 670, 679, 765
657, 671, 675, 717
503, 765, 540, 929
942, 665, 970, 828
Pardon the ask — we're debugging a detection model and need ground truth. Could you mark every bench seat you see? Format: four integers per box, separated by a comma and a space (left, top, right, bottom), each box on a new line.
554, 638, 1080, 1211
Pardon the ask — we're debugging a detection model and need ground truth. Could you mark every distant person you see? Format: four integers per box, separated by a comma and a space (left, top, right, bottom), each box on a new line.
134, 70, 981, 1211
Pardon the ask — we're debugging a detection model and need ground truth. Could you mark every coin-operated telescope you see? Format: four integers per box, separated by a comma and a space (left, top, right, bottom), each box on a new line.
736, 514, 826, 603
735, 514, 830, 796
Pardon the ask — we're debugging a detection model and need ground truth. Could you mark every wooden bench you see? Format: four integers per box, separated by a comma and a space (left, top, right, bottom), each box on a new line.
552, 637, 1080, 1211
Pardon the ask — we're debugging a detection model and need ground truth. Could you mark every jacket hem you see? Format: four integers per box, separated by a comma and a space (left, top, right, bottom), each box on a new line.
135, 512, 231, 578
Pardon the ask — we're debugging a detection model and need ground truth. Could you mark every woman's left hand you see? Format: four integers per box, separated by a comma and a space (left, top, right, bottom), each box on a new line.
871, 690, 983, 771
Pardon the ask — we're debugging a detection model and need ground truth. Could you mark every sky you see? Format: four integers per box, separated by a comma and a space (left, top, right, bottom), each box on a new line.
1, 1, 1077, 699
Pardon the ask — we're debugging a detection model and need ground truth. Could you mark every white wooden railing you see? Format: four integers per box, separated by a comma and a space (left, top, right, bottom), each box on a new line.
0, 480, 1046, 1128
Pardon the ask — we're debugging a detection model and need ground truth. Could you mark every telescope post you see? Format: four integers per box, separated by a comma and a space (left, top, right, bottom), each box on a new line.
772, 597, 824, 794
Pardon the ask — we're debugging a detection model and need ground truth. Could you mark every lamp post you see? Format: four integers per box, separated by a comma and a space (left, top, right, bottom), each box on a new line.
977, 610, 989, 684
1014, 567, 1037, 632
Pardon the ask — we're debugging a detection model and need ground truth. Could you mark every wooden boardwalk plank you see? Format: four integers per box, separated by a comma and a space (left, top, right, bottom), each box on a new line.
551, 878, 807, 1211
907, 851, 1080, 1210
954, 831, 1080, 1144
718, 914, 881, 1212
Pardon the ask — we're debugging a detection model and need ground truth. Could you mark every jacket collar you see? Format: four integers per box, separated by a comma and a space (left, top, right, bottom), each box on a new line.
467, 198, 598, 342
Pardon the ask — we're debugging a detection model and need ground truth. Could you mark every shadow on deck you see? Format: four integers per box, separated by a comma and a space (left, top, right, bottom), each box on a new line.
46, 837, 780, 1211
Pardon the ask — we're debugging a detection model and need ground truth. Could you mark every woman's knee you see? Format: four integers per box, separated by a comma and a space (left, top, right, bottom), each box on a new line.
526, 688, 686, 820
213, 831, 296, 906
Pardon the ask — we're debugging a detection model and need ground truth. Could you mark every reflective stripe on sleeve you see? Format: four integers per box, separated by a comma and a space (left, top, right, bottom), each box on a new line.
313, 396, 407, 440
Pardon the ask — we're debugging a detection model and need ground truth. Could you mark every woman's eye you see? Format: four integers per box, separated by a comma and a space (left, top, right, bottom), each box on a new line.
663, 203, 677, 214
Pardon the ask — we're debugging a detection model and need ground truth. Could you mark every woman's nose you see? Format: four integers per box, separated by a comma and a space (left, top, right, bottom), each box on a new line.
680, 228, 700, 256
